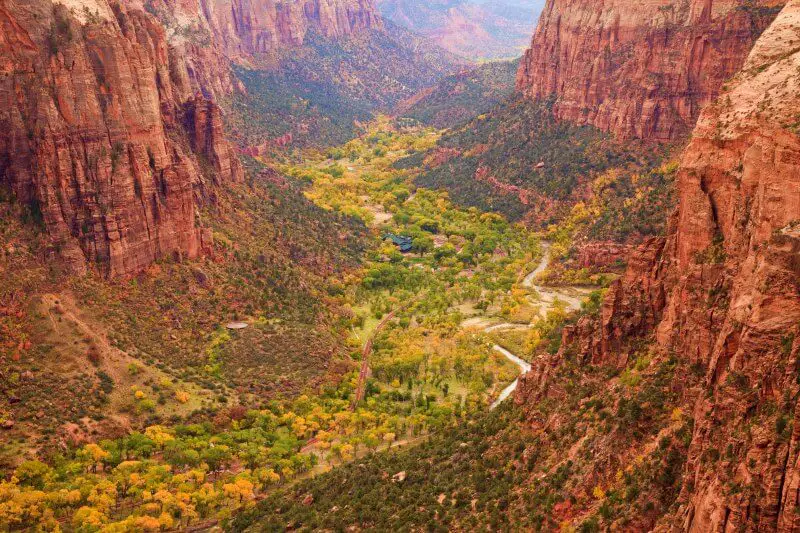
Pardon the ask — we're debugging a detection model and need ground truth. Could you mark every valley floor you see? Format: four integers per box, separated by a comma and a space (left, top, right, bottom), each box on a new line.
0, 119, 610, 532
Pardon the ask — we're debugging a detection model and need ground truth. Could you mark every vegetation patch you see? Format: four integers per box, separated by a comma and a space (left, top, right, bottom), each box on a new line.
398, 59, 519, 129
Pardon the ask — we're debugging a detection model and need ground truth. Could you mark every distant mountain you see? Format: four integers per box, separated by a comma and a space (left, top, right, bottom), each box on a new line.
377, 0, 545, 60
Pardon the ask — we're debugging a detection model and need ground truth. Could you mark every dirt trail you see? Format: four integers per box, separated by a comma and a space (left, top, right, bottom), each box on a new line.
489, 345, 532, 409
351, 310, 396, 410
42, 293, 129, 386
40, 293, 137, 432
40, 293, 214, 426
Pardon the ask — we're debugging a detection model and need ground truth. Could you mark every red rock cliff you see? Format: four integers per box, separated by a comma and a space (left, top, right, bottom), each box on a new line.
190, 0, 382, 58
517, 0, 784, 141
520, 2, 800, 528
0, 0, 242, 277
658, 4, 800, 527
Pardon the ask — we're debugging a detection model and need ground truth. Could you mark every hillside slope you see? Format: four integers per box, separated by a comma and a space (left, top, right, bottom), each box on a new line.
396, 59, 519, 129
411, 97, 667, 233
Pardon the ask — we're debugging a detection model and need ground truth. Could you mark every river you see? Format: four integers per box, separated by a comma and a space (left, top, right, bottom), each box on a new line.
474, 242, 595, 409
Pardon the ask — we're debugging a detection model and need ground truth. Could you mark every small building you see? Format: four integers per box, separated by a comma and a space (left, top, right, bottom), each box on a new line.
384, 233, 413, 253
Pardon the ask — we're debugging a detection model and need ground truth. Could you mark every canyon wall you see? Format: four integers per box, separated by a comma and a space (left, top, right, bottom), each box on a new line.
659, 5, 800, 527
0, 0, 242, 277
520, 1, 800, 528
0, 0, 388, 277
516, 0, 784, 141
142, 0, 382, 60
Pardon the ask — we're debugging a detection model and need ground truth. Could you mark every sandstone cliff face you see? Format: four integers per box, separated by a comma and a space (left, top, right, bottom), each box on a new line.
0, 0, 242, 277
183, 95, 244, 186
659, 5, 800, 527
517, 0, 784, 141
147, 0, 382, 59
575, 240, 632, 269
519, 2, 800, 529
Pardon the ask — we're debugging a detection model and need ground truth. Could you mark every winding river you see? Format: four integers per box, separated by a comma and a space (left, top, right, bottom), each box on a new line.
489, 346, 532, 409
475, 242, 595, 409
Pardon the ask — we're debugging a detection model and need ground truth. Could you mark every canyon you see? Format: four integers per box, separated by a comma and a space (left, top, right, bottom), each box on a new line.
0, 0, 436, 277
1, 0, 800, 529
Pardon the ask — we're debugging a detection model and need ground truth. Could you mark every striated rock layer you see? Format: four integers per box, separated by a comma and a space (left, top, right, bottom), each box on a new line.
0, 0, 242, 277
516, 0, 784, 141
520, 2, 800, 529
142, 0, 383, 60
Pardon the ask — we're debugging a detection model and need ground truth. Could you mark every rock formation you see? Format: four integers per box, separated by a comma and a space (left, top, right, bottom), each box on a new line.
516, 0, 784, 141
183, 95, 244, 185
575, 240, 631, 269
145, 0, 382, 60
658, 5, 800, 527
0, 0, 242, 277
520, 1, 800, 528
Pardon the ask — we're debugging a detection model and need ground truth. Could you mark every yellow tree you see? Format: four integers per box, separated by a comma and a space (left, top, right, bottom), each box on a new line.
79, 443, 110, 473
291, 416, 308, 439
191, 483, 218, 519
0, 482, 48, 531
72, 506, 106, 530
144, 425, 175, 449
340, 443, 355, 462
223, 477, 254, 505
87, 479, 117, 515
111, 461, 142, 498
253, 468, 280, 491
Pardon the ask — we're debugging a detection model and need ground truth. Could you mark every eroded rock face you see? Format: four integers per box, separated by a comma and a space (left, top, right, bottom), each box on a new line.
520, 2, 800, 529
659, 5, 800, 527
195, 0, 382, 58
0, 0, 241, 277
516, 0, 784, 141
575, 241, 632, 269
183, 95, 244, 185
